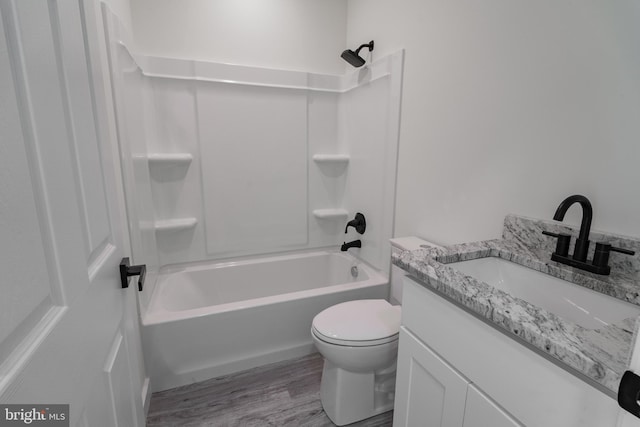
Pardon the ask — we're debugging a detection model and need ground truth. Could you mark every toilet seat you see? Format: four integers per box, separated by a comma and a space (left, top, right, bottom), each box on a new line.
312, 300, 401, 347
312, 326, 398, 347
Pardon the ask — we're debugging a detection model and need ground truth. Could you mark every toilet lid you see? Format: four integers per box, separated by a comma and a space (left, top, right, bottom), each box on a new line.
312, 300, 401, 346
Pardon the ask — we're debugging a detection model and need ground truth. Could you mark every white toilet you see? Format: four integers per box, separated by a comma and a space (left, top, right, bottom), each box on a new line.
311, 299, 401, 426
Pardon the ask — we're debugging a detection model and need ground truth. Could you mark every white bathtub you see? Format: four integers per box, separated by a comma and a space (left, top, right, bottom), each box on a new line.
142, 250, 389, 391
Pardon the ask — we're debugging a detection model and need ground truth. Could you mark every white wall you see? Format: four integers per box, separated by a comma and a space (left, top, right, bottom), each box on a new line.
130, 0, 347, 75
347, 0, 640, 243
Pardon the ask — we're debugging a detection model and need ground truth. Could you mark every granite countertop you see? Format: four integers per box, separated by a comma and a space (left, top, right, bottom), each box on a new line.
392, 215, 640, 395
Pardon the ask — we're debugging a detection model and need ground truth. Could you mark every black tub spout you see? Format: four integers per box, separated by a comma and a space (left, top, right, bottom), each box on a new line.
341, 240, 362, 251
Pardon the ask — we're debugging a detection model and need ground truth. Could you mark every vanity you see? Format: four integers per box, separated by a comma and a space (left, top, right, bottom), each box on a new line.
392, 214, 640, 427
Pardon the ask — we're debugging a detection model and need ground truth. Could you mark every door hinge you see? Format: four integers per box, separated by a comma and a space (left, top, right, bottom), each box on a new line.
120, 257, 146, 291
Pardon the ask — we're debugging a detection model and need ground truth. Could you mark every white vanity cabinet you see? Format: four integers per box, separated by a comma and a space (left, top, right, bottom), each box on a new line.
393, 276, 621, 427
394, 327, 521, 427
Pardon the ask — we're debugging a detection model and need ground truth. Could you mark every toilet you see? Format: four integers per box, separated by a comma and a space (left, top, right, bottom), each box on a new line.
311, 299, 401, 426
311, 237, 440, 425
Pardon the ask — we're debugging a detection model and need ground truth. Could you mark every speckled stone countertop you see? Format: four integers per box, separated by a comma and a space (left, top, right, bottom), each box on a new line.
392, 215, 640, 395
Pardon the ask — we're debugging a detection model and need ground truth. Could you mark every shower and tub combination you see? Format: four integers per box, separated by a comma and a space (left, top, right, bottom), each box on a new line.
103, 9, 404, 398
143, 250, 388, 390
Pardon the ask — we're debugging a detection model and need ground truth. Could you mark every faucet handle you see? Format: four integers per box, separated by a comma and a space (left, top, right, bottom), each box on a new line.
593, 242, 635, 270
345, 212, 366, 234
542, 231, 571, 257
542, 231, 562, 237
610, 246, 636, 256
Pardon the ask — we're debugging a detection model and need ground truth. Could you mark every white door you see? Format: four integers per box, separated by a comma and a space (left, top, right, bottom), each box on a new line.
0, 0, 146, 426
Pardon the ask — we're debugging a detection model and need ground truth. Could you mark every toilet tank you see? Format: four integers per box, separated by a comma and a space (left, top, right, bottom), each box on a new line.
389, 237, 442, 305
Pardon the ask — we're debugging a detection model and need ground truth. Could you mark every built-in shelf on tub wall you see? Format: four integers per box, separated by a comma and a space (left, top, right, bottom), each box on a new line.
313, 209, 349, 219
154, 217, 198, 232
147, 153, 193, 181
312, 154, 350, 164
147, 153, 193, 166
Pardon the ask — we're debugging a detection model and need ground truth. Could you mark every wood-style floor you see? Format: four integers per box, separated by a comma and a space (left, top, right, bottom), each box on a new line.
147, 353, 393, 427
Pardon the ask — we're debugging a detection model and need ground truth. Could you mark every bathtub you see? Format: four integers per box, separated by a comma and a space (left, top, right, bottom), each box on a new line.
142, 250, 389, 391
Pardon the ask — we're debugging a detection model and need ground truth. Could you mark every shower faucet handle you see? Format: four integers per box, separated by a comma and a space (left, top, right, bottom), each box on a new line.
345, 213, 367, 234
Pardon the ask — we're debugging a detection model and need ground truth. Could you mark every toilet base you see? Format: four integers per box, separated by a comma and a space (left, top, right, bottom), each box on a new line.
320, 359, 396, 426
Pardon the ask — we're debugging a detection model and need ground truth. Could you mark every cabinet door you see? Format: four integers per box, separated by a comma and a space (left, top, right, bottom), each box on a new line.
463, 384, 523, 427
394, 327, 469, 427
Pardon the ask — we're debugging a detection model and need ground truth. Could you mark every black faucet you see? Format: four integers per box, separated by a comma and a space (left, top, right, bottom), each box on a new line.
542, 195, 634, 275
341, 240, 361, 251
551, 194, 593, 262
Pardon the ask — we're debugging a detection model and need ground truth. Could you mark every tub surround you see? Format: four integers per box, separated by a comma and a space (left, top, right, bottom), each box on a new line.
392, 214, 640, 394
107, 3, 403, 272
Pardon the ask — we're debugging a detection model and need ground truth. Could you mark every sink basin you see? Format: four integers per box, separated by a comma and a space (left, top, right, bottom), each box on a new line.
448, 257, 640, 329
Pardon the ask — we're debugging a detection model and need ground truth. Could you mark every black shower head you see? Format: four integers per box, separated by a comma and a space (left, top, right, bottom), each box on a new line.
341, 49, 366, 67
340, 40, 374, 68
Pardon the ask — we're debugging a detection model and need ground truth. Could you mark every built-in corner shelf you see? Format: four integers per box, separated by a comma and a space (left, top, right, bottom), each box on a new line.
312, 154, 350, 164
154, 217, 197, 233
312, 209, 349, 219
147, 153, 193, 166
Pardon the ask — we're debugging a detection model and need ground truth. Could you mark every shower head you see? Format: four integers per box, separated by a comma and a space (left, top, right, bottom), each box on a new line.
340, 40, 374, 68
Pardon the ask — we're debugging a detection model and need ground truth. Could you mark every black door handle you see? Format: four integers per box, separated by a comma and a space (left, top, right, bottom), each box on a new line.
619, 370, 640, 418
120, 257, 146, 291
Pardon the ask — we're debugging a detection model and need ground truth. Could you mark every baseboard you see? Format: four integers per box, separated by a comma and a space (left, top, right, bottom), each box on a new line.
142, 376, 152, 416
151, 343, 317, 392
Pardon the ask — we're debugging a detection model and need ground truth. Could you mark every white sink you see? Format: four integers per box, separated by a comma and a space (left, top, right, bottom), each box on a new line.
448, 257, 640, 329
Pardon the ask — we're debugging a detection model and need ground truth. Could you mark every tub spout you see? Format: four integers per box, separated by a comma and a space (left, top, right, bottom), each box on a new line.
341, 240, 361, 251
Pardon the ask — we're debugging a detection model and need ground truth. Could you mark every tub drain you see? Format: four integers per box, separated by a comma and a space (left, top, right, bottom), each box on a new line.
350, 265, 359, 278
